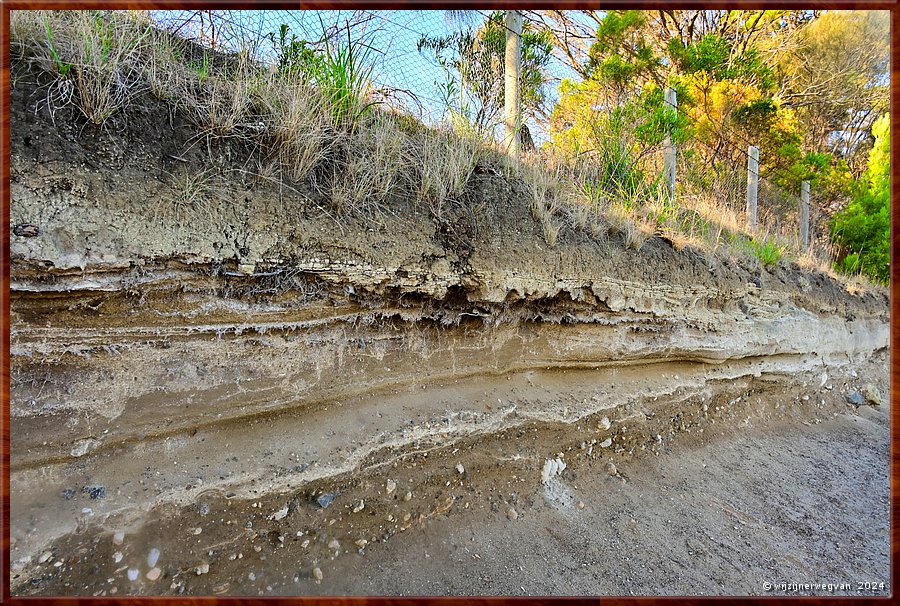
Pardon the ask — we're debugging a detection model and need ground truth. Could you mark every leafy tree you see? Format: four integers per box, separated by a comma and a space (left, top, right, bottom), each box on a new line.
418, 11, 552, 134
776, 11, 889, 174
831, 113, 890, 283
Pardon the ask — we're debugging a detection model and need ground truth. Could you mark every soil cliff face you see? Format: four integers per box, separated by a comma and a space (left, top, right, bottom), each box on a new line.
8, 67, 889, 595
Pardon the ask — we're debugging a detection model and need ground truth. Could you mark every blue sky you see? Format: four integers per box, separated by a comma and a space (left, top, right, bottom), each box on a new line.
150, 10, 587, 144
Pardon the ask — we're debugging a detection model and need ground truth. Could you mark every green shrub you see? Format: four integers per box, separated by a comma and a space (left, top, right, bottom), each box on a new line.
750, 238, 783, 267
831, 113, 890, 284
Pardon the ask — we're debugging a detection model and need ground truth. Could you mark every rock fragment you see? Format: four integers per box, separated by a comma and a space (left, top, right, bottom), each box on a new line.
317, 492, 340, 509
864, 383, 883, 406
846, 392, 865, 407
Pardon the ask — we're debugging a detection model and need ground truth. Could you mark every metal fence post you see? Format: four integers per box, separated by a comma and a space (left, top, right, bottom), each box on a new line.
503, 10, 522, 157
664, 87, 677, 199
746, 145, 759, 230
800, 180, 810, 249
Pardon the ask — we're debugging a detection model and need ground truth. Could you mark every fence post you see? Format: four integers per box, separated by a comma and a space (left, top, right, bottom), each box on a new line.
663, 87, 677, 199
800, 180, 810, 249
746, 145, 759, 230
503, 10, 523, 157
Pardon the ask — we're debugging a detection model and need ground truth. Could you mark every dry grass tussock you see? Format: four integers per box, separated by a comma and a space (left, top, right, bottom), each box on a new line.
13, 10, 152, 124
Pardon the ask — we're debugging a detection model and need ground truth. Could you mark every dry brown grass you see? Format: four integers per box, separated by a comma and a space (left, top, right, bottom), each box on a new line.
330, 113, 407, 219
414, 127, 481, 221
15, 11, 153, 124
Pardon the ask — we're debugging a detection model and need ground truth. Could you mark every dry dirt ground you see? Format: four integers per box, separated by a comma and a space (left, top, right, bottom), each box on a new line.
11, 352, 889, 597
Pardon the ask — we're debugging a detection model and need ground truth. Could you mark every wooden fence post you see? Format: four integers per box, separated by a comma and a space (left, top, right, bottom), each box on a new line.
503, 10, 523, 157
800, 180, 810, 249
663, 87, 677, 199
746, 145, 759, 230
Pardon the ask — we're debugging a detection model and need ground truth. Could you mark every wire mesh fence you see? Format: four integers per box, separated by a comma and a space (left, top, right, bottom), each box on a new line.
27, 8, 819, 255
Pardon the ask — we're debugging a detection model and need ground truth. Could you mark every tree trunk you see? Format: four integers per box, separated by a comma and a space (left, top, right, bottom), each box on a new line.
504, 10, 523, 156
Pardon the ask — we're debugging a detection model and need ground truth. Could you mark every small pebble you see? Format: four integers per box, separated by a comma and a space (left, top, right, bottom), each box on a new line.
599, 438, 612, 448
193, 527, 202, 535
301, 539, 310, 548
147, 548, 160, 567
352, 500, 365, 513
196, 563, 209, 575
403, 491, 412, 501
317, 492, 340, 509
328, 539, 340, 551
606, 462, 618, 476
386, 479, 397, 494
113, 552, 123, 563
146, 567, 161, 581
355, 539, 368, 548
54, 561, 63, 568
127, 569, 139, 581
248, 572, 256, 581
112, 531, 125, 545
38, 552, 53, 564
577, 501, 585, 509
61, 488, 76, 500
599, 416, 611, 430
456, 463, 465, 474
81, 507, 93, 514
82, 485, 106, 500
313, 567, 323, 582
13, 223, 40, 237
507, 508, 518, 521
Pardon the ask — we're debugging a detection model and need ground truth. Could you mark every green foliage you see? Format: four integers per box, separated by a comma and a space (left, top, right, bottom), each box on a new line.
633, 85, 693, 146
316, 31, 379, 128
268, 23, 321, 79
669, 34, 731, 78
750, 238, 783, 267
43, 16, 71, 75
587, 11, 659, 94
831, 113, 890, 283
188, 51, 210, 81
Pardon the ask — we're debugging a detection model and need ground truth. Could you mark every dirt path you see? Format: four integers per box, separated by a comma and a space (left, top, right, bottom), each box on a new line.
307, 390, 890, 597
12, 354, 889, 597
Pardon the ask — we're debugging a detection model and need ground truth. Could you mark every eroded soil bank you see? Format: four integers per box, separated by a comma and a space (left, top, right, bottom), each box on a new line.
8, 55, 890, 596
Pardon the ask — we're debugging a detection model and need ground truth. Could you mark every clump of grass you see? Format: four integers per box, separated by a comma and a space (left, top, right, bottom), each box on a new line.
796, 244, 838, 279
172, 51, 257, 137
329, 112, 406, 219
157, 167, 227, 224
23, 10, 153, 124
308, 27, 380, 129
253, 73, 333, 185
520, 157, 568, 247
749, 237, 783, 267
413, 126, 480, 221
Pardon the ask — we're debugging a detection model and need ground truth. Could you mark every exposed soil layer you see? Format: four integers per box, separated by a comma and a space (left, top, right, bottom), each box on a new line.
8, 53, 890, 596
